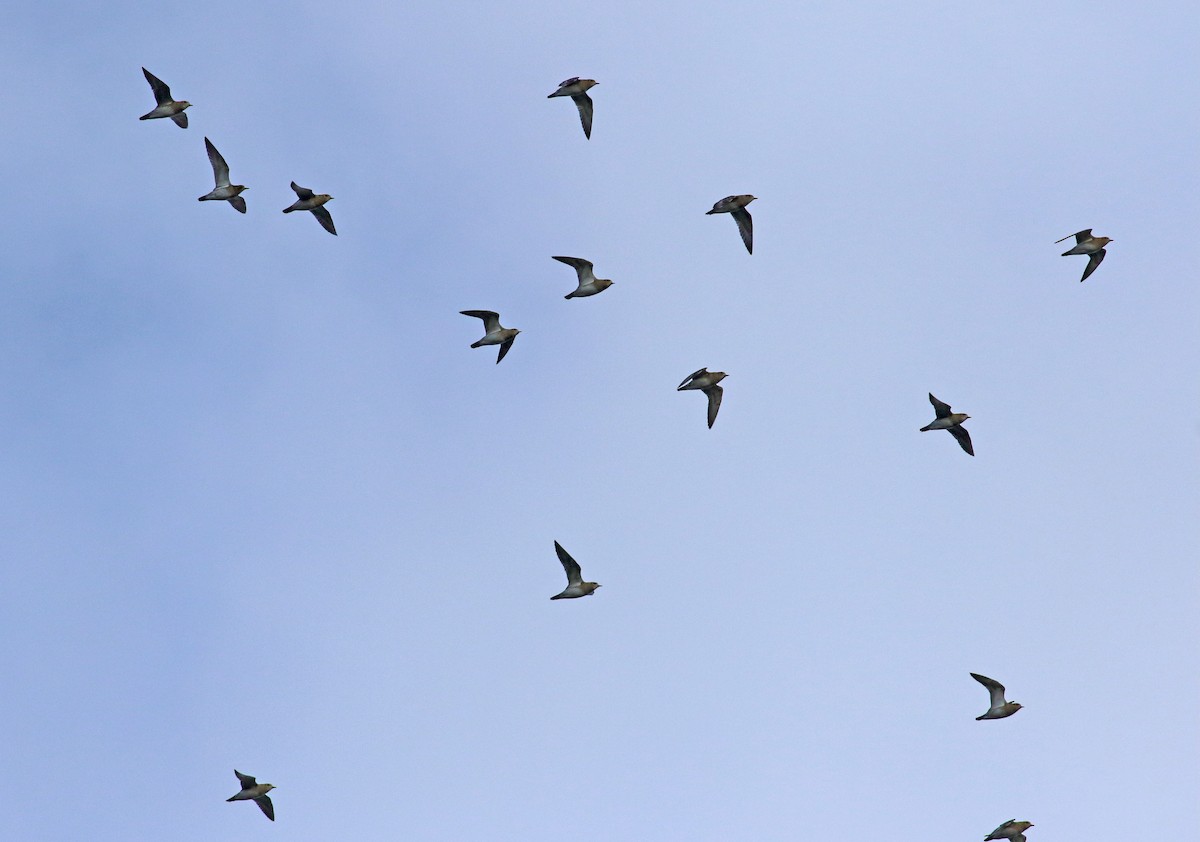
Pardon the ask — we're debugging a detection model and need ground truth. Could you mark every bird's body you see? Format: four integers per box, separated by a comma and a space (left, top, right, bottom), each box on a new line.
283, 181, 336, 235
198, 138, 248, 213
985, 820, 1034, 842
140, 68, 190, 128
551, 541, 601, 599
678, 368, 727, 428
920, 393, 973, 455
226, 770, 275, 821
706, 195, 756, 254
461, 310, 520, 363
552, 256, 614, 298
1055, 229, 1112, 282
547, 77, 598, 139
971, 672, 1023, 720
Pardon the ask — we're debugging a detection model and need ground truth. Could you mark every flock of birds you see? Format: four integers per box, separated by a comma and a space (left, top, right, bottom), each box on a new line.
139, 65, 1110, 837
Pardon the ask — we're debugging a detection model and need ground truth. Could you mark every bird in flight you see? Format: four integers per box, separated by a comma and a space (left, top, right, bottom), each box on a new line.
551, 541, 602, 600
970, 672, 1023, 720
547, 77, 599, 139
139, 68, 190, 128
460, 310, 520, 363
920, 393, 973, 456
678, 368, 727, 428
1055, 229, 1112, 282
198, 138, 248, 213
283, 181, 336, 235
985, 820, 1034, 842
706, 195, 757, 254
226, 770, 276, 821
552, 256, 614, 299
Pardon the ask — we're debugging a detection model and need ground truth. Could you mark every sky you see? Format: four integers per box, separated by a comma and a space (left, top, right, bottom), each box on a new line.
0, 2, 1197, 839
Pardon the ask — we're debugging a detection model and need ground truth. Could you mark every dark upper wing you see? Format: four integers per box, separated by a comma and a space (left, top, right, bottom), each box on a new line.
552, 256, 594, 284
229, 195, 247, 214
731, 208, 753, 254
143, 67, 172, 104
255, 795, 275, 821
679, 368, 707, 389
928, 393, 952, 418
970, 673, 1006, 707
311, 205, 337, 236
290, 181, 315, 200
496, 337, 514, 363
1054, 228, 1092, 244
559, 76, 581, 87
234, 769, 257, 788
948, 424, 974, 456
554, 541, 582, 585
460, 310, 501, 332
205, 137, 230, 185
704, 385, 724, 428
572, 93, 593, 139
1080, 248, 1105, 282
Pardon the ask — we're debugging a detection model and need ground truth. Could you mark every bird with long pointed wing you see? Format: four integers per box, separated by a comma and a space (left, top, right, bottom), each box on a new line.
1055, 229, 1112, 282
551, 541, 601, 600
283, 181, 336, 235
460, 310, 520, 363
970, 672, 1022, 720
139, 68, 190, 128
985, 820, 1034, 842
547, 77, 599, 139
226, 770, 275, 821
552, 256, 614, 299
678, 368, 727, 428
706, 195, 756, 254
198, 138, 248, 213
920, 393, 973, 456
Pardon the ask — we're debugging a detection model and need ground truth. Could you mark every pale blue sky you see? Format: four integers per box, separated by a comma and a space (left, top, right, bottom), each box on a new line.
0, 2, 1197, 840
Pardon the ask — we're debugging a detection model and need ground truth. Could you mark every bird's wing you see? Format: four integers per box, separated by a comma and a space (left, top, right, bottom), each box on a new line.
555, 541, 583, 586
143, 68, 173, 105
1010, 835, 1025, 842
552, 256, 595, 284
928, 393, 953, 418
461, 310, 501, 332
971, 673, 1006, 708
234, 770, 257, 787
1054, 229, 1091, 244
255, 795, 275, 821
290, 181, 315, 200
948, 424, 974, 456
679, 368, 707, 389
496, 337, 514, 363
1080, 248, 1105, 282
704, 385, 724, 428
170, 112, 188, 129
572, 93, 593, 139
229, 195, 247, 214
731, 207, 753, 254
311, 205, 337, 236
558, 76, 581, 87
205, 138, 230, 187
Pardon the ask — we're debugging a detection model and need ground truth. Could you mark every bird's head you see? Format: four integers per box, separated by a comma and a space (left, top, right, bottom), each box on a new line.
597, 279, 613, 290
180, 101, 193, 109
262, 784, 276, 793
1095, 237, 1113, 246
1010, 701, 1022, 711
745, 195, 758, 204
